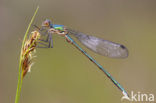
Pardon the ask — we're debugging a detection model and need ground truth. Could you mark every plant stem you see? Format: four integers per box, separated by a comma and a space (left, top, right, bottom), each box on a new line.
15, 6, 39, 103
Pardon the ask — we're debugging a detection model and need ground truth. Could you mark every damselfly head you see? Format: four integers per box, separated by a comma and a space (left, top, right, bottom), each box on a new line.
42, 19, 53, 28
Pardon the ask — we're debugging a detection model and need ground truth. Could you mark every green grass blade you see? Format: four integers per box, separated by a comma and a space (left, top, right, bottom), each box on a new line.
15, 6, 39, 103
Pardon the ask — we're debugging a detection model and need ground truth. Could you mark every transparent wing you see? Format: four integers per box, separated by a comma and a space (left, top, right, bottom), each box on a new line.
67, 29, 128, 58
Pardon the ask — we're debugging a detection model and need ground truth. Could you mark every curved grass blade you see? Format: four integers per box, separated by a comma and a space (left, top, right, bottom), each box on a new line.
15, 6, 39, 103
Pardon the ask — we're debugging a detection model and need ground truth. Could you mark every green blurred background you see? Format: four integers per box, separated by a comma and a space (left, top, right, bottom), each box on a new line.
0, 0, 156, 103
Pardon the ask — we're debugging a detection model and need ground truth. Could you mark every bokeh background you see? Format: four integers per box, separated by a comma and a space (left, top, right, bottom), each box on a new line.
0, 0, 156, 103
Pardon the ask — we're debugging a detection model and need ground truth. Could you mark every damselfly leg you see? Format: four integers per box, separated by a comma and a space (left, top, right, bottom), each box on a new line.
33, 25, 53, 48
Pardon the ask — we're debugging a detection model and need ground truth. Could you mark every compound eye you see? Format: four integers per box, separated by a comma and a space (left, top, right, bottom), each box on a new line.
42, 20, 50, 27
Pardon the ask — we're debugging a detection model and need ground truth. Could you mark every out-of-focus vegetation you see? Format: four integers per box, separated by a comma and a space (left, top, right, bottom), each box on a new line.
0, 0, 156, 103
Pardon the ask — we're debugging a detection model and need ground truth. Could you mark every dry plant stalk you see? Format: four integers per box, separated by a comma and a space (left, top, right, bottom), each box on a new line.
21, 31, 40, 78
15, 6, 39, 103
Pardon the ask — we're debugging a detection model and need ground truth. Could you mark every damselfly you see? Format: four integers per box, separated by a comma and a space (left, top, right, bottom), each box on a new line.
34, 19, 129, 97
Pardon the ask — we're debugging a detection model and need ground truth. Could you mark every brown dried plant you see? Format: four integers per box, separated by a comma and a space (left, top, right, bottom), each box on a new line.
21, 31, 40, 78
15, 6, 39, 103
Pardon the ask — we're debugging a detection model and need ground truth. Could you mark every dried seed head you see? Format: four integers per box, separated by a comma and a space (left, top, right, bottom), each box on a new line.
21, 31, 40, 78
